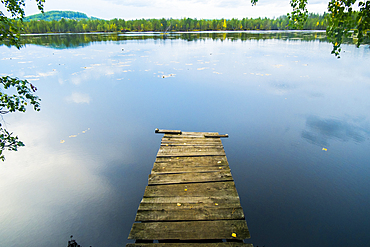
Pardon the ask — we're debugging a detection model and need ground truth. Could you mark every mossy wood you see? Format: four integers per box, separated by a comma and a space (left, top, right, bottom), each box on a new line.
128, 220, 249, 240
127, 243, 253, 247
126, 129, 251, 246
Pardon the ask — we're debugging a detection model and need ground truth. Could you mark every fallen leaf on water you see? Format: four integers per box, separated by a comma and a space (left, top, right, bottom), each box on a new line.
60, 140, 65, 143
162, 74, 175, 78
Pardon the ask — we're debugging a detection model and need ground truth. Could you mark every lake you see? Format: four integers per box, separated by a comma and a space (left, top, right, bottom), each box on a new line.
1, 31, 369, 247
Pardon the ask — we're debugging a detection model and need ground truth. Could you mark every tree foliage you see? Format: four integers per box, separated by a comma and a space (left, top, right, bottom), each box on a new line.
23, 10, 100, 22
0, 0, 43, 160
15, 14, 328, 34
253, 0, 370, 58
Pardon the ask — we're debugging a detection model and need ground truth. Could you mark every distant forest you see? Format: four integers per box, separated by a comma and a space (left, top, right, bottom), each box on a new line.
19, 11, 328, 34
23, 10, 100, 21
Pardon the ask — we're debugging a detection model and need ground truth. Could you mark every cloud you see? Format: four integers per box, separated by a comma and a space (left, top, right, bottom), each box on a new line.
23, 0, 329, 20
38, 71, 57, 77
70, 62, 122, 85
0, 120, 111, 246
301, 115, 370, 146
65, 92, 91, 104
106, 0, 157, 7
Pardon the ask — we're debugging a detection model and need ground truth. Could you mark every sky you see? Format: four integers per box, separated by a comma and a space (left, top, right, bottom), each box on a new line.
16, 0, 330, 20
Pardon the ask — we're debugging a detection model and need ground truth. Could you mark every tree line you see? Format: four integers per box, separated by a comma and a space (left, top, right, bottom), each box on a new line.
18, 13, 328, 34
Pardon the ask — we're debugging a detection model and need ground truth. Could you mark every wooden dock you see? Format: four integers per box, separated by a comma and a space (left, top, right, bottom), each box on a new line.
126, 129, 252, 247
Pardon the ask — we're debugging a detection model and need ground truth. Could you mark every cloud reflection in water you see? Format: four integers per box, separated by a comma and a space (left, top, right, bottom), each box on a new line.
302, 115, 370, 146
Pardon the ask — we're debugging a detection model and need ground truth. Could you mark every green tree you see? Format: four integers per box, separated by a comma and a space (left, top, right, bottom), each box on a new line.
0, 0, 43, 160
252, 0, 370, 58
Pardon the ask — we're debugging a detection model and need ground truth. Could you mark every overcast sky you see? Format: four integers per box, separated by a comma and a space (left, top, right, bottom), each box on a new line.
17, 0, 329, 20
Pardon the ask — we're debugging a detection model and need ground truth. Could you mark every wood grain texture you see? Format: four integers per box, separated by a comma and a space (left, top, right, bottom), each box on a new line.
204, 134, 229, 138
161, 139, 222, 143
160, 144, 224, 148
128, 220, 250, 240
135, 207, 245, 221
157, 147, 226, 157
148, 171, 233, 185
158, 147, 225, 152
127, 243, 253, 247
143, 181, 238, 198
151, 165, 230, 174
139, 196, 241, 205
155, 157, 228, 165
155, 129, 182, 134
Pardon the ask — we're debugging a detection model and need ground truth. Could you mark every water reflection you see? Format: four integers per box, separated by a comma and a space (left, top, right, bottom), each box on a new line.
0, 31, 334, 49
302, 115, 370, 146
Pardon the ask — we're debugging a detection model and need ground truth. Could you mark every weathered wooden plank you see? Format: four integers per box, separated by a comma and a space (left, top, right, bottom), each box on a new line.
162, 138, 222, 142
143, 181, 238, 198
126, 243, 253, 247
135, 207, 245, 221
156, 153, 225, 157
161, 143, 222, 147
128, 220, 250, 240
139, 196, 241, 205
157, 152, 226, 157
170, 131, 218, 136
204, 134, 229, 138
158, 148, 225, 154
155, 129, 182, 134
163, 133, 217, 138
148, 171, 233, 185
138, 202, 242, 212
151, 165, 230, 174
161, 141, 222, 145
155, 156, 228, 165
159, 146, 225, 151
161, 144, 224, 148
157, 151, 225, 156
162, 137, 216, 140
153, 159, 228, 167
157, 146, 226, 157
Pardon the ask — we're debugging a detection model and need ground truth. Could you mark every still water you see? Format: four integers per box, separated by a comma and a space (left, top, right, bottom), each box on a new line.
1, 31, 370, 247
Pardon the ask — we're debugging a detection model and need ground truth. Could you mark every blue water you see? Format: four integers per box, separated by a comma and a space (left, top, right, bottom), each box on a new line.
0, 32, 369, 247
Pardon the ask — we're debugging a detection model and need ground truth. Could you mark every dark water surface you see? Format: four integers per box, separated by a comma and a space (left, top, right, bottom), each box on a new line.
1, 31, 369, 247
